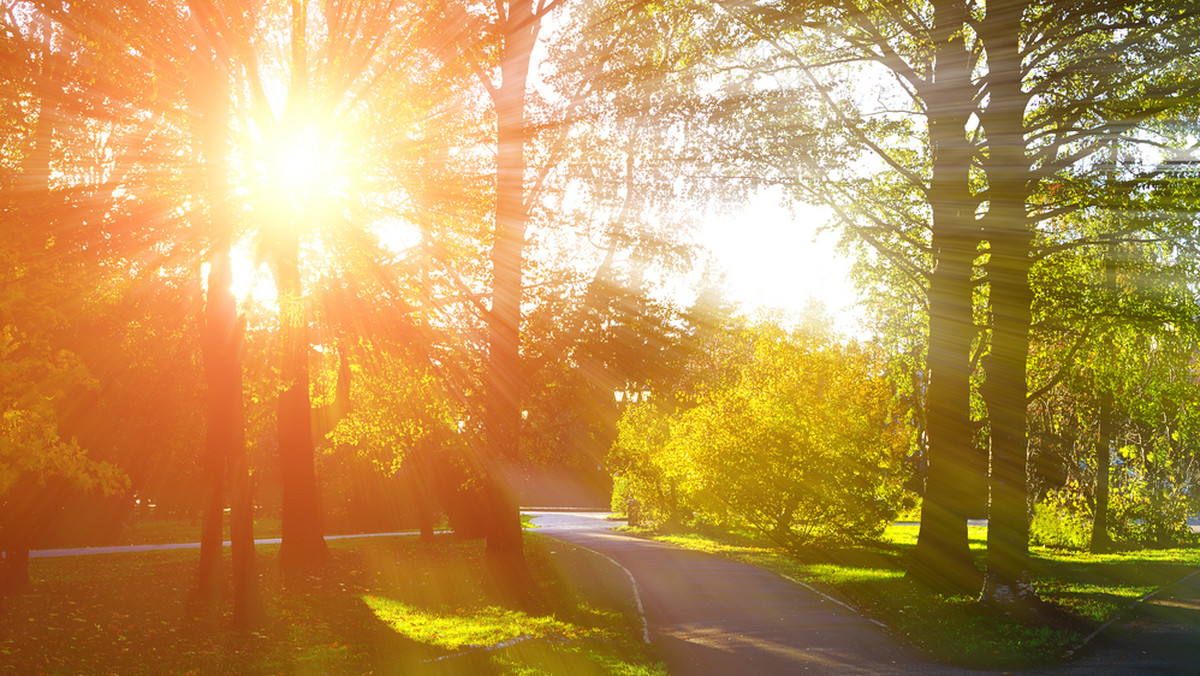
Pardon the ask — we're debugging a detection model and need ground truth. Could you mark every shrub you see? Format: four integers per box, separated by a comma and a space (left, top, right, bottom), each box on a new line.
1029, 496, 1091, 550
610, 319, 912, 546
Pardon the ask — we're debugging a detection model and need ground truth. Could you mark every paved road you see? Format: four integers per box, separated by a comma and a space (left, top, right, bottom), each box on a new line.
529, 510, 976, 675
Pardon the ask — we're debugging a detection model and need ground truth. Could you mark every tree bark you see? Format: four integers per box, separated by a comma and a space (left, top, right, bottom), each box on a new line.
978, 0, 1036, 607
1090, 244, 1116, 554
483, 0, 540, 592
276, 230, 327, 572
197, 246, 234, 609
272, 0, 326, 575
226, 304, 259, 625
0, 508, 32, 595
908, 0, 984, 594
192, 49, 229, 613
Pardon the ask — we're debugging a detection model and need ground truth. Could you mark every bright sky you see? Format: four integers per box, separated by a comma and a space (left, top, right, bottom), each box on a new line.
698, 189, 864, 337
226, 195, 867, 341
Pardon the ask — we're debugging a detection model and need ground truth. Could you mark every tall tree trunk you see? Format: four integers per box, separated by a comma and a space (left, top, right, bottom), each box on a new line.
978, 0, 1036, 607
483, 0, 539, 593
908, 0, 984, 594
275, 0, 326, 574
194, 45, 260, 619
0, 497, 33, 594
1090, 243, 1116, 553
195, 61, 229, 609
276, 230, 327, 572
224, 279, 259, 625
197, 246, 233, 609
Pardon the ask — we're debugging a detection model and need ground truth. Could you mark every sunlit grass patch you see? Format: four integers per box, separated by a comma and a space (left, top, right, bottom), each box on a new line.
358, 593, 665, 675
881, 523, 987, 550
118, 516, 283, 546
803, 562, 902, 585
363, 596, 574, 649
1030, 544, 1200, 624
655, 531, 772, 557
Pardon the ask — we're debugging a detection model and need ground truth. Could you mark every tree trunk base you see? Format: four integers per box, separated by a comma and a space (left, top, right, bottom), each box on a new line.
906, 552, 982, 596
1089, 532, 1113, 554
280, 532, 329, 578
978, 570, 1039, 617
1, 549, 31, 595
232, 580, 267, 631
484, 546, 545, 613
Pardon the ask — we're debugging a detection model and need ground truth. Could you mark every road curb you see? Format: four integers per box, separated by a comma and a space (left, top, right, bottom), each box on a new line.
586, 548, 651, 644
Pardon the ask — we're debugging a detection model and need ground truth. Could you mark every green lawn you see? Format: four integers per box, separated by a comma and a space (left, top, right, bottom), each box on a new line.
119, 515, 284, 545
633, 523, 1200, 669
1, 532, 663, 675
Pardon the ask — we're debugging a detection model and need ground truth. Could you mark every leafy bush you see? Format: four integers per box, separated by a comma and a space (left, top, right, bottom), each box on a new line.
1107, 449, 1195, 547
1029, 495, 1091, 550
609, 318, 911, 546
1031, 463, 1196, 551
609, 401, 681, 526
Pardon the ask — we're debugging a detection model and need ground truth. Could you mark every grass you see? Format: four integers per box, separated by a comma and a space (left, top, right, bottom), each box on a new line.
119, 516, 284, 546
1, 531, 663, 675
86, 512, 526, 549
629, 522, 1200, 670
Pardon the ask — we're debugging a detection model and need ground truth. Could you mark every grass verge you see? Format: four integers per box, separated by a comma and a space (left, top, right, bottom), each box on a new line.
627, 523, 1200, 669
1, 531, 663, 675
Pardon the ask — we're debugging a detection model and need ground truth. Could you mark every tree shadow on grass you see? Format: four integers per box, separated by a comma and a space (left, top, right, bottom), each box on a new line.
0, 533, 657, 674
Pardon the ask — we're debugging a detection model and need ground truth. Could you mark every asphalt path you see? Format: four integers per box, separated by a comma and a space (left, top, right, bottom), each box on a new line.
528, 510, 976, 675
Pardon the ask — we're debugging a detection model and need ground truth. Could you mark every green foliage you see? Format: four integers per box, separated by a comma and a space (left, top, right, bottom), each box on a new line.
610, 317, 910, 547
1030, 326, 1200, 550
327, 350, 459, 477
1029, 493, 1092, 551
0, 257, 128, 505
1107, 445, 1195, 547
609, 401, 675, 522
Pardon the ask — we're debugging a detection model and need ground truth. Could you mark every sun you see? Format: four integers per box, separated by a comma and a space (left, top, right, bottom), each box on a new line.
261, 120, 336, 212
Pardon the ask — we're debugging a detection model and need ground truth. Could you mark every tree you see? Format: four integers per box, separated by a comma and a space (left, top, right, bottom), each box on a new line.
480, 0, 547, 585
188, 7, 262, 620
975, 0, 1037, 605
433, 0, 566, 588
707, 0, 988, 591
0, 0, 131, 592
973, 0, 1200, 605
910, 0, 988, 593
